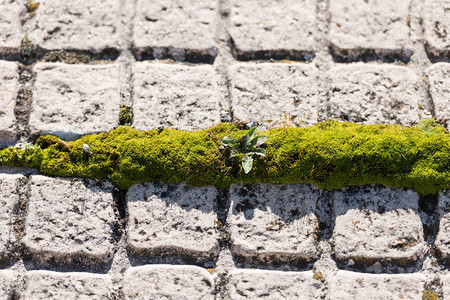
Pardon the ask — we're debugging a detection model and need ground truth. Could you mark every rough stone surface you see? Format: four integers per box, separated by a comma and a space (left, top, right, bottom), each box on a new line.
30, 63, 120, 140
423, 0, 450, 57
333, 186, 425, 267
329, 0, 411, 59
327, 63, 420, 125
29, 0, 121, 53
0, 61, 18, 144
126, 182, 220, 261
229, 63, 318, 128
133, 0, 217, 61
0, 174, 22, 264
435, 190, 450, 263
228, 269, 315, 299
0, 270, 15, 300
0, 0, 26, 54
228, 184, 319, 265
22, 175, 116, 266
328, 270, 426, 299
426, 63, 450, 127
444, 275, 450, 300
24, 270, 113, 299
229, 0, 315, 60
132, 62, 221, 131
123, 265, 215, 300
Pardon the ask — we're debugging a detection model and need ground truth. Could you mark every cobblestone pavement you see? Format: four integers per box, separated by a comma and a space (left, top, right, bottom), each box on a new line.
0, 0, 449, 299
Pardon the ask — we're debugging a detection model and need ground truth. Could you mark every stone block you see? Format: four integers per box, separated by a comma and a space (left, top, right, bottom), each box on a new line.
29, 0, 121, 53
132, 62, 221, 131
30, 63, 120, 140
333, 186, 425, 267
0, 174, 23, 264
0, 270, 15, 300
328, 63, 420, 125
0, 0, 26, 54
229, 63, 318, 129
126, 182, 219, 262
24, 270, 113, 299
328, 270, 426, 299
229, 0, 315, 60
329, 0, 411, 59
436, 190, 450, 263
133, 0, 217, 62
228, 184, 319, 265
444, 275, 450, 300
426, 63, 450, 127
22, 175, 116, 266
423, 0, 450, 57
228, 269, 315, 299
0, 61, 18, 145
123, 265, 215, 300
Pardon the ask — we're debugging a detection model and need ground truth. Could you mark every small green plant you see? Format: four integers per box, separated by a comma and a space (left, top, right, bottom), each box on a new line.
221, 126, 267, 174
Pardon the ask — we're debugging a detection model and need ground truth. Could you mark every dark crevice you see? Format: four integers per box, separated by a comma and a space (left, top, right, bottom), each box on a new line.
132, 47, 217, 64
15, 64, 34, 142
330, 46, 411, 63
425, 47, 450, 63
112, 188, 127, 242
418, 193, 439, 245
315, 190, 335, 241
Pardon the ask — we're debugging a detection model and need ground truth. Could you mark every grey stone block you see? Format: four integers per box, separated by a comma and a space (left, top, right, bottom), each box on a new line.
123, 265, 215, 300
228, 269, 315, 299
30, 63, 120, 140
426, 63, 450, 127
229, 0, 315, 60
133, 0, 217, 62
436, 190, 450, 263
327, 63, 420, 125
0, 270, 15, 300
228, 184, 319, 265
229, 63, 318, 129
444, 275, 450, 300
328, 270, 426, 299
24, 270, 113, 300
0, 61, 18, 145
333, 186, 425, 267
0, 174, 23, 264
0, 0, 26, 54
132, 62, 221, 131
329, 0, 411, 59
23, 175, 116, 266
126, 182, 220, 262
29, 0, 121, 53
423, 0, 450, 57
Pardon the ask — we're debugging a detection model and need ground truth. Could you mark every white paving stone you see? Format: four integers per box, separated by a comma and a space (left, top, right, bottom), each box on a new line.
228, 269, 315, 299
24, 270, 113, 300
126, 182, 220, 261
327, 63, 420, 125
123, 265, 215, 300
132, 62, 221, 131
0, 61, 18, 145
426, 63, 450, 127
29, 0, 121, 52
0, 270, 15, 300
444, 275, 450, 300
229, 63, 318, 129
423, 0, 450, 57
0, 174, 22, 264
228, 184, 319, 264
436, 190, 450, 262
30, 63, 120, 140
23, 175, 116, 266
133, 0, 217, 61
229, 0, 315, 60
333, 186, 425, 266
329, 0, 411, 58
0, 0, 26, 54
327, 270, 426, 300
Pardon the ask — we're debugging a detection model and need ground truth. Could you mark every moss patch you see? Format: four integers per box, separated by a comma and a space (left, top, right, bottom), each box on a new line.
0, 121, 449, 194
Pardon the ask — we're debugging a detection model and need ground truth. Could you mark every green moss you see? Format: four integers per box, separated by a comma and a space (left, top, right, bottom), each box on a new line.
0, 121, 449, 194
119, 105, 133, 125
42, 50, 90, 64
422, 290, 439, 300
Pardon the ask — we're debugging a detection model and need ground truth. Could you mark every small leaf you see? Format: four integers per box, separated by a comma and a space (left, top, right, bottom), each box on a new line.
242, 127, 257, 147
221, 136, 237, 145
230, 150, 239, 157
250, 135, 267, 147
242, 155, 253, 174
249, 148, 266, 156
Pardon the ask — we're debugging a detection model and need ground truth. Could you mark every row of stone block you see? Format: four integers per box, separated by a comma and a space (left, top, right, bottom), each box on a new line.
1, 60, 449, 144
1, 267, 449, 299
0, 0, 448, 60
0, 174, 449, 270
